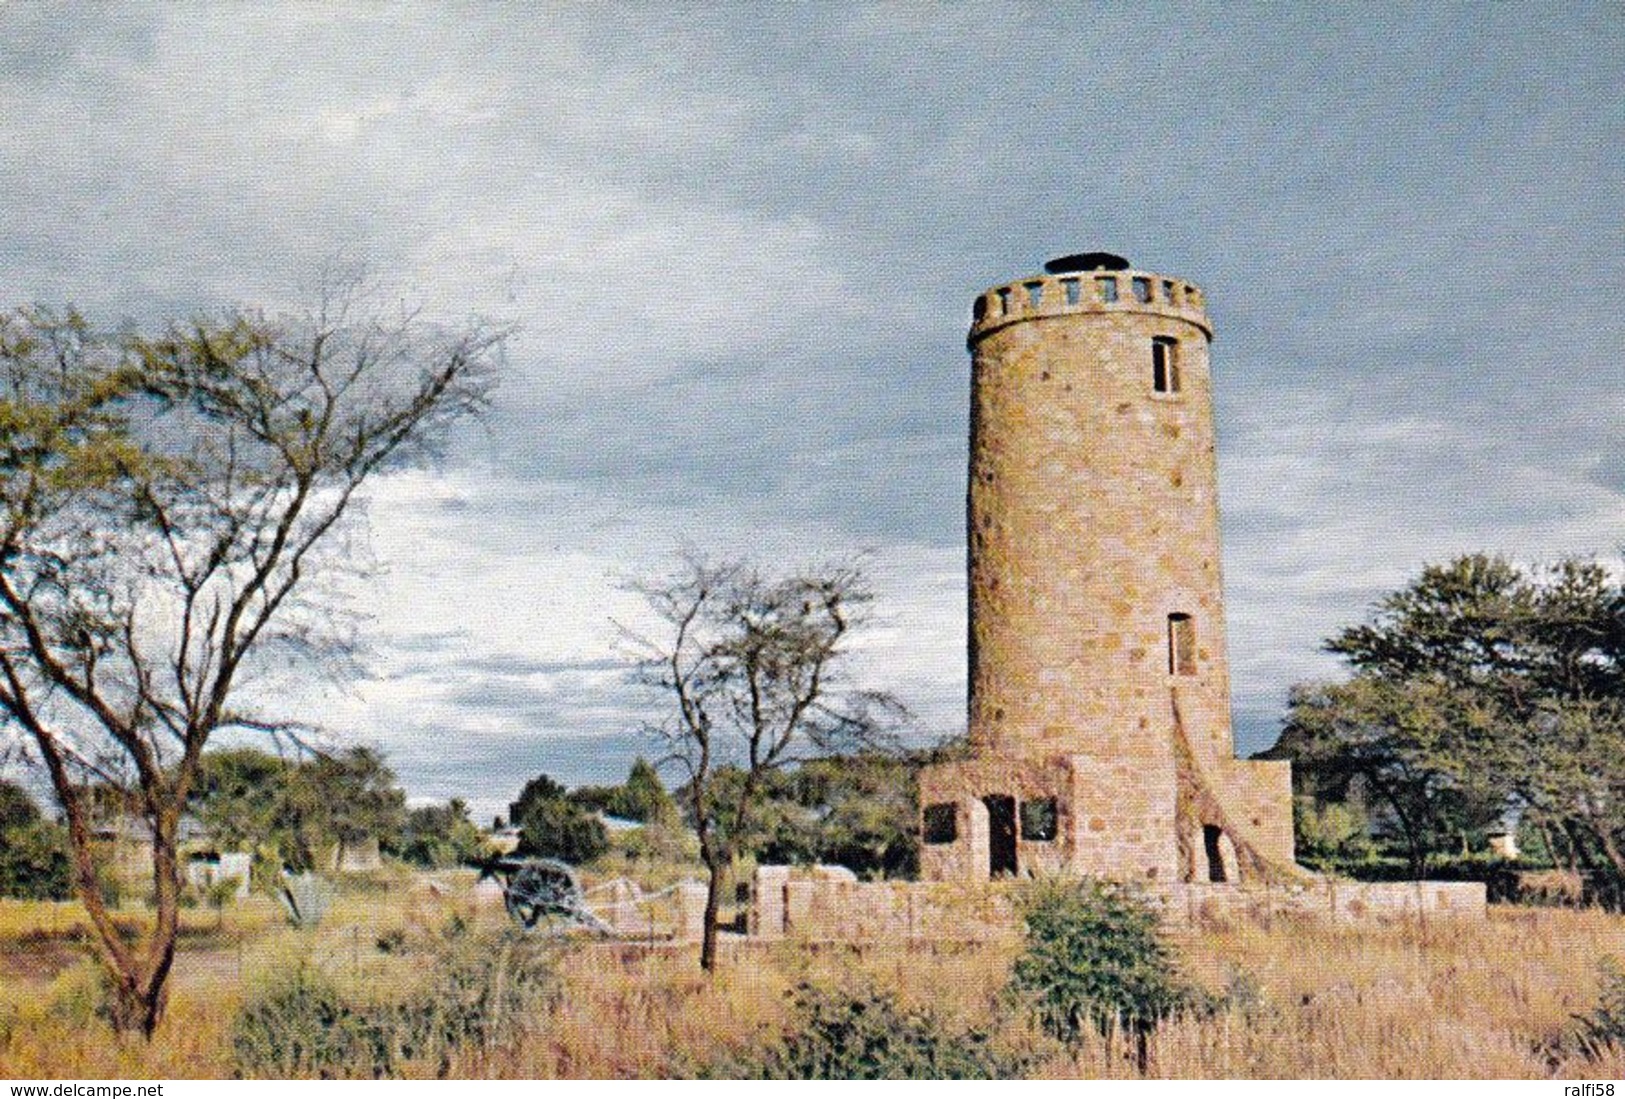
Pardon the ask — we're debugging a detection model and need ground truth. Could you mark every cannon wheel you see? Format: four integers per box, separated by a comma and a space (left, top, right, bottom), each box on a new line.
501, 858, 590, 935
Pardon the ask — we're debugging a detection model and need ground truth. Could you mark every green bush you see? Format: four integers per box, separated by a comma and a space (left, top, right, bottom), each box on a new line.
1575, 957, 1625, 1060
0, 780, 72, 900
231, 927, 557, 1079
46, 961, 117, 1029
1012, 879, 1203, 1066
728, 981, 1031, 1079
393, 926, 556, 1065
515, 796, 609, 865
392, 799, 488, 869
231, 966, 390, 1079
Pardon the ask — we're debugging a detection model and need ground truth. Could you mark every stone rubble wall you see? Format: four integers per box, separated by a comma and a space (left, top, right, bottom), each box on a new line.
734, 866, 1486, 944
1156, 879, 1487, 927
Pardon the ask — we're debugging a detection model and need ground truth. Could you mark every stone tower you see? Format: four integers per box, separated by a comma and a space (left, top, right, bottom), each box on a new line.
919, 253, 1295, 885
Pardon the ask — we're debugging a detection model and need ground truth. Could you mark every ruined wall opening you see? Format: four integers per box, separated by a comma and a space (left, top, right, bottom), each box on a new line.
1019, 797, 1058, 841
1152, 336, 1180, 393
1203, 824, 1228, 882
983, 795, 1018, 877
1168, 613, 1197, 675
922, 802, 958, 845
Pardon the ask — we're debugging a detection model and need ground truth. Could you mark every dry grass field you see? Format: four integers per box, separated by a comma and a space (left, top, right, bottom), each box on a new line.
1, 876, 1622, 1080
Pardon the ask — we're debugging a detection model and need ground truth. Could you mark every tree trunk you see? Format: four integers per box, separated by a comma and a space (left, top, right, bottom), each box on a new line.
1533, 816, 1571, 874
37, 750, 171, 1037
1405, 836, 1428, 880
700, 854, 724, 972
1587, 812, 1625, 879
107, 808, 182, 1037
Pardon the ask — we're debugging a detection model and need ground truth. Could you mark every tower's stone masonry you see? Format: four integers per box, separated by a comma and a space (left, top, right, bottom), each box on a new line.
919, 255, 1295, 885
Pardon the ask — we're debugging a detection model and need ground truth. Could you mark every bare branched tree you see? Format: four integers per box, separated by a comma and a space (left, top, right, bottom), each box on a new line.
0, 295, 503, 1034
625, 552, 906, 970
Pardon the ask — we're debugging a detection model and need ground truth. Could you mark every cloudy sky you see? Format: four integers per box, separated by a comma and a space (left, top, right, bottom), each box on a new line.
2, 5, 1621, 822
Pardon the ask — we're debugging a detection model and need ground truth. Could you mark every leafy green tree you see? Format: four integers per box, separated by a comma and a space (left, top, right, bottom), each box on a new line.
779, 753, 920, 878
190, 746, 407, 872
569, 758, 677, 823
508, 773, 568, 826
680, 753, 922, 879
615, 757, 676, 822
393, 798, 487, 868
1272, 554, 1625, 884
0, 778, 40, 833
191, 748, 293, 850
514, 795, 608, 865
1013, 880, 1202, 1071
0, 301, 498, 1033
287, 747, 406, 870
0, 778, 70, 900
1291, 795, 1376, 867
1272, 676, 1504, 875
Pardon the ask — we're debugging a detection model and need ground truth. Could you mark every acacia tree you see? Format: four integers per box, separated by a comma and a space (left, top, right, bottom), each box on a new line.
0, 298, 500, 1034
627, 554, 905, 970
1276, 553, 1625, 882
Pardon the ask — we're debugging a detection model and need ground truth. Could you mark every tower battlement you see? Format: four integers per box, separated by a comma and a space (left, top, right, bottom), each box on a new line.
970, 268, 1211, 346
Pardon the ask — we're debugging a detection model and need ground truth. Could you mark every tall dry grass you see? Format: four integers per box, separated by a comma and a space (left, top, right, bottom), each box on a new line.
3, 886, 1623, 1079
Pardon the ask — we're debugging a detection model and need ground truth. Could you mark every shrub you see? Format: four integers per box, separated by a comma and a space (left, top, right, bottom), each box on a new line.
394, 925, 557, 1066
231, 965, 390, 1079
0, 780, 72, 900
231, 927, 557, 1079
43, 960, 116, 1029
393, 800, 488, 869
729, 981, 1030, 1079
1575, 957, 1625, 1060
1012, 879, 1203, 1068
515, 797, 609, 865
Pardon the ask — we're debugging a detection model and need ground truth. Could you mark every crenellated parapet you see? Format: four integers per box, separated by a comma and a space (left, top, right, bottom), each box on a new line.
969, 266, 1211, 346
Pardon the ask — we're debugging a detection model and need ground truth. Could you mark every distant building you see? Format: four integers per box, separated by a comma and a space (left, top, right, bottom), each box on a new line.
185, 851, 252, 899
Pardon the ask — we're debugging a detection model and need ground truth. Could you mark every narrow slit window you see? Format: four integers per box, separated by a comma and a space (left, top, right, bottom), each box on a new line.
1168, 613, 1196, 676
1151, 337, 1180, 393
996, 287, 1012, 315
923, 803, 958, 845
1162, 279, 1177, 303
1025, 280, 1045, 308
1097, 276, 1118, 303
1132, 276, 1152, 303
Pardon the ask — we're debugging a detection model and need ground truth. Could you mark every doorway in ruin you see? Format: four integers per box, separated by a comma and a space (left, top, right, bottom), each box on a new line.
1202, 824, 1228, 882
984, 795, 1018, 877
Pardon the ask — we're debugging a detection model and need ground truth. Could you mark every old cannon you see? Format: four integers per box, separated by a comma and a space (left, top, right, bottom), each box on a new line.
474, 855, 700, 939
476, 855, 615, 935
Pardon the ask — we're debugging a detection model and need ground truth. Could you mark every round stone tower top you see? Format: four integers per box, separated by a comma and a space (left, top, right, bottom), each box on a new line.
969, 258, 1211, 345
